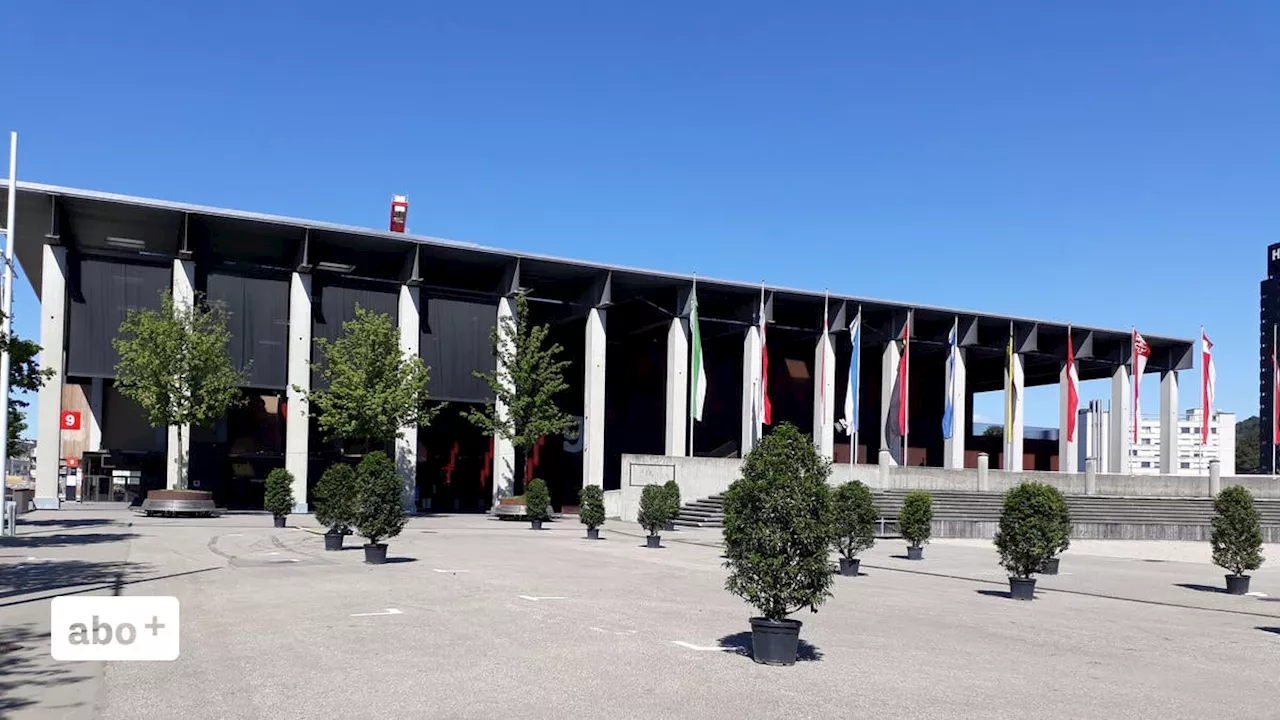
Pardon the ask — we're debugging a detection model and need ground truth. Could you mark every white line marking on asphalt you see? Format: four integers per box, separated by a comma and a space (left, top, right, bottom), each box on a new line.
590, 626, 639, 636
518, 595, 565, 602
223, 533, 243, 537
671, 641, 740, 652
274, 558, 301, 563
1247, 591, 1269, 598
432, 569, 471, 573
350, 608, 403, 617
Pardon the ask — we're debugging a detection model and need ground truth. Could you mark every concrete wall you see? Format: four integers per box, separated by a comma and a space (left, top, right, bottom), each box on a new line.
603, 489, 622, 520
618, 454, 1280, 517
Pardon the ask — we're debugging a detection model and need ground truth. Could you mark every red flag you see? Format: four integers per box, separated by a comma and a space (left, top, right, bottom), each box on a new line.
1272, 326, 1280, 445
1201, 329, 1215, 446
1131, 329, 1150, 443
760, 311, 771, 425
1066, 331, 1079, 442
897, 324, 909, 438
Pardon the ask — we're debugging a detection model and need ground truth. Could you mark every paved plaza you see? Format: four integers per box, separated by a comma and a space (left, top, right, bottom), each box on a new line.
3, 506, 1280, 719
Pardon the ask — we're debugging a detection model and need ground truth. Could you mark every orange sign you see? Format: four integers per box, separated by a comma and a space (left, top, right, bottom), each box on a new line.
63, 457, 81, 468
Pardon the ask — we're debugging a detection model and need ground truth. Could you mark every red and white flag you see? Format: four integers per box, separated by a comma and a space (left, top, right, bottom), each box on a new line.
1272, 326, 1280, 445
759, 287, 771, 427
1066, 330, 1079, 443
1131, 329, 1150, 443
1201, 328, 1215, 445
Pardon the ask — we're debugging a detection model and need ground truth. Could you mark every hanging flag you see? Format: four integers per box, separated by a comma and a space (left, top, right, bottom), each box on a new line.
1272, 325, 1279, 446
1005, 325, 1017, 442
1066, 328, 1079, 443
690, 284, 707, 422
942, 319, 958, 440
1131, 329, 1151, 443
843, 310, 861, 436
759, 286, 771, 426
884, 322, 909, 464
1201, 328, 1215, 446
818, 292, 830, 425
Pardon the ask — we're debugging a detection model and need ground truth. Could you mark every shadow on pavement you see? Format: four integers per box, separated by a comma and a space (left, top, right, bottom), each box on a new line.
0, 559, 143, 601
0, 532, 138, 549
976, 589, 1014, 600
383, 557, 418, 564
717, 631, 824, 662
0, 623, 92, 717
1257, 627, 1280, 636
16, 518, 119, 529
1174, 583, 1227, 595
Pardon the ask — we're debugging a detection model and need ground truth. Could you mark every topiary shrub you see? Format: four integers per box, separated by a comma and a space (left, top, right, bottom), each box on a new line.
353, 451, 405, 546
638, 484, 669, 535
314, 463, 358, 534
723, 423, 834, 622
525, 478, 551, 522
994, 482, 1072, 579
1211, 485, 1265, 577
579, 485, 605, 530
832, 480, 878, 559
263, 468, 295, 518
663, 479, 682, 520
899, 491, 933, 548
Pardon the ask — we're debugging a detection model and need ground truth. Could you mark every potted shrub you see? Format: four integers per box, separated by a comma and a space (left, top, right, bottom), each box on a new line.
263, 468, 295, 528
1211, 485, 1265, 595
314, 463, 357, 551
638, 484, 669, 548
579, 485, 605, 540
899, 490, 932, 560
724, 423, 834, 666
525, 478, 551, 530
832, 480, 878, 577
994, 482, 1071, 601
663, 479, 682, 532
352, 452, 406, 565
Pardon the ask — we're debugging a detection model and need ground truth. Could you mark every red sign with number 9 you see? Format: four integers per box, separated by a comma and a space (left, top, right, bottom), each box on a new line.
61, 411, 82, 430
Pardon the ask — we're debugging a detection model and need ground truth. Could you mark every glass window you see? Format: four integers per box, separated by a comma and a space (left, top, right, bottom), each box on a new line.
1180, 462, 1191, 469
1140, 461, 1151, 468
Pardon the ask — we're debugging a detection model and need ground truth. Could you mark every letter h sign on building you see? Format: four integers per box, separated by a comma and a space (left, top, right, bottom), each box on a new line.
61, 411, 81, 431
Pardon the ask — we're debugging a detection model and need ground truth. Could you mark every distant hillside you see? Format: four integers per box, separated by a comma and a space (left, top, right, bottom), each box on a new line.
1237, 416, 1260, 474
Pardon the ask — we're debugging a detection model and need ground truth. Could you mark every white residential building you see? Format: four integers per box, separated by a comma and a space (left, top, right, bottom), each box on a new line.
1078, 402, 1234, 476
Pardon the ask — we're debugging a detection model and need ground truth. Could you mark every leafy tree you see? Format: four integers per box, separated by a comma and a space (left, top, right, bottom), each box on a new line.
994, 482, 1072, 579
1235, 416, 1260, 474
263, 468, 295, 518
663, 479, 682, 520
578, 485, 605, 530
723, 423, 834, 622
467, 293, 576, 493
301, 305, 439, 450
525, 478, 551, 522
353, 451, 406, 545
314, 463, 358, 533
982, 425, 1003, 438
899, 491, 933, 548
1211, 485, 1264, 577
638, 484, 671, 535
0, 316, 54, 457
832, 480, 878, 559
113, 291, 244, 489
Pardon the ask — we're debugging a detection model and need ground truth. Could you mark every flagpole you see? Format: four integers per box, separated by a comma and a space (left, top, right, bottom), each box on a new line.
0, 133, 15, 536
853, 306, 860, 477
688, 275, 696, 458
903, 311, 910, 466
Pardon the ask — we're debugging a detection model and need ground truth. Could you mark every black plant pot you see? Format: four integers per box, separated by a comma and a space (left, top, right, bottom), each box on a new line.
1226, 574, 1252, 595
906, 545, 923, 561
363, 543, 388, 565
838, 557, 860, 577
531, 519, 543, 531
273, 516, 286, 528
646, 534, 661, 549
1040, 557, 1060, 575
586, 527, 600, 540
323, 531, 344, 551
665, 519, 676, 532
1009, 576, 1036, 601
749, 617, 803, 666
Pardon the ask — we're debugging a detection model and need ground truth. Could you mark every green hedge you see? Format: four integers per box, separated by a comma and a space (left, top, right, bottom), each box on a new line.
994, 482, 1071, 579
353, 452, 405, 545
832, 480, 878, 559
525, 478, 551, 522
1211, 485, 1264, 576
263, 468, 295, 518
579, 485, 605, 529
898, 491, 933, 548
638, 484, 670, 534
314, 463, 357, 532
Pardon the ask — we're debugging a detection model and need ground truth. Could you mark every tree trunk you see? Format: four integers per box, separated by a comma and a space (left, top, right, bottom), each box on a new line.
176, 424, 186, 491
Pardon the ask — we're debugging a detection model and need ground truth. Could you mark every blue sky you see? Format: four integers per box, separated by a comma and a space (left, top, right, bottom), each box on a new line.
3, 1, 1278, 429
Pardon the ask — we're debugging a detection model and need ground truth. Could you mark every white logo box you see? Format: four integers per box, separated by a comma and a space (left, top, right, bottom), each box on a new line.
51, 596, 180, 661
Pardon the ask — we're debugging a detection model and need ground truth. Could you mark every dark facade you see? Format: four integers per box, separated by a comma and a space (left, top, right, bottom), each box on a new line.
1261, 242, 1280, 473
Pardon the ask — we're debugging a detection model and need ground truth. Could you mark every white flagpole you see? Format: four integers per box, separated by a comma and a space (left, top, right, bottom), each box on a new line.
903, 311, 910, 466
852, 305, 860, 479
1274, 323, 1277, 476
688, 275, 696, 458
0, 133, 17, 535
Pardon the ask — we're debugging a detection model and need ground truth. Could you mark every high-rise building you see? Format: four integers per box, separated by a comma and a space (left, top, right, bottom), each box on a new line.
1260, 243, 1280, 473
1077, 403, 1235, 476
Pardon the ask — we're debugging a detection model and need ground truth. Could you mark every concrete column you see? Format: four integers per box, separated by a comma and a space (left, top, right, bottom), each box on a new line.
1005, 351, 1025, 471
1209, 459, 1221, 497
880, 340, 901, 466
34, 244, 67, 509
664, 318, 689, 456
492, 297, 517, 504
1058, 361, 1077, 473
1085, 457, 1097, 495
88, 377, 104, 452
943, 348, 967, 468
1159, 370, 1178, 475
285, 272, 312, 513
740, 325, 762, 456
977, 452, 989, 492
583, 307, 606, 488
876, 449, 891, 488
396, 285, 420, 511
1109, 366, 1131, 474
812, 330, 835, 460
166, 259, 195, 490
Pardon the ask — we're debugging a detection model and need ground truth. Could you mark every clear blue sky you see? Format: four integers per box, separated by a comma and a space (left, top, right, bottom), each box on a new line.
3, 1, 1278, 429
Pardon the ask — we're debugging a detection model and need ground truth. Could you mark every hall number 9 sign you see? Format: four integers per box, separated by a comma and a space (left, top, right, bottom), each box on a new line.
61, 411, 82, 431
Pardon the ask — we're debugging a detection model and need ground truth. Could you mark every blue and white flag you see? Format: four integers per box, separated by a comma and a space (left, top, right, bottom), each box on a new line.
842, 311, 861, 435
942, 318, 958, 440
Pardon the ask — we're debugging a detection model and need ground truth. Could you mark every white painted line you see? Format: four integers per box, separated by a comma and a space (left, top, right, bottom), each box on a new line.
671, 641, 741, 652
1247, 591, 1269, 598
589, 627, 639, 636
274, 558, 301, 563
350, 608, 403, 617
432, 569, 471, 574
517, 595, 566, 602
223, 533, 243, 537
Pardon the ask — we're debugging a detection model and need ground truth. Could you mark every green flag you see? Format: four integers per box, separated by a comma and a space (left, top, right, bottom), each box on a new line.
690, 287, 707, 422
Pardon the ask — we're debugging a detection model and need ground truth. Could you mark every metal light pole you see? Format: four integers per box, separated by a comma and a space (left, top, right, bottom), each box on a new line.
0, 132, 18, 536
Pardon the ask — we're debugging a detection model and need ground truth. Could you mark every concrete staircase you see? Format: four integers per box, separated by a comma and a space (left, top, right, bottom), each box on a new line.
672, 494, 726, 528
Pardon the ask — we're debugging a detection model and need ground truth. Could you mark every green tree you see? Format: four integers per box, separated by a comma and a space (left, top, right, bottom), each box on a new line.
353, 451, 406, 545
1211, 485, 1264, 577
832, 480, 879, 559
263, 468, 295, 518
638, 484, 671, 535
525, 478, 551, 522
1235, 416, 1260, 474
899, 491, 933, 548
662, 479, 682, 520
723, 423, 835, 622
982, 425, 1003, 438
0, 317, 54, 457
578, 485, 605, 530
994, 482, 1072, 579
467, 293, 577, 491
113, 291, 244, 489
301, 305, 439, 451
314, 463, 358, 533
